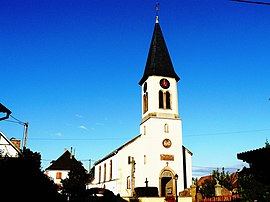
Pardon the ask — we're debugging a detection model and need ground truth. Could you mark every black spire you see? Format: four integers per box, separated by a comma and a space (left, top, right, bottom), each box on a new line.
139, 20, 180, 86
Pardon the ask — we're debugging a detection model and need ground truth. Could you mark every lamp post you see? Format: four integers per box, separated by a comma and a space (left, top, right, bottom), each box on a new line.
174, 174, 178, 202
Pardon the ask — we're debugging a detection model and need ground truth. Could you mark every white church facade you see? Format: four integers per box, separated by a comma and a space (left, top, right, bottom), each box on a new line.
87, 15, 192, 198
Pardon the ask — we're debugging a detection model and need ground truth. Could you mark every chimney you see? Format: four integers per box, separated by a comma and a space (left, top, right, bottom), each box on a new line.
10, 139, 21, 150
70, 147, 73, 159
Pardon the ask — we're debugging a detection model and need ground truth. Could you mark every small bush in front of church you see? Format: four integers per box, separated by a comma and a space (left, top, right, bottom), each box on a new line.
134, 187, 159, 197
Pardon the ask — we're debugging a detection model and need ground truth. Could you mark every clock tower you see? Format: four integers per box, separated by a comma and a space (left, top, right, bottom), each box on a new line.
87, 11, 192, 198
139, 16, 180, 123
138, 15, 191, 194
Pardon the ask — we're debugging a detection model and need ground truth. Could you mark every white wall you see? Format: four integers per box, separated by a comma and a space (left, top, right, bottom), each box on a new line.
88, 74, 192, 197
141, 76, 179, 118
46, 170, 69, 185
0, 131, 20, 157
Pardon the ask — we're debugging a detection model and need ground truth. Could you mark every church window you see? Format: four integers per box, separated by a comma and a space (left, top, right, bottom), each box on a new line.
56, 172, 62, 179
164, 124, 169, 133
127, 176, 131, 189
104, 163, 106, 182
144, 126, 146, 135
110, 160, 112, 180
166, 91, 171, 109
143, 92, 148, 113
159, 90, 164, 108
99, 166, 101, 183
159, 90, 171, 109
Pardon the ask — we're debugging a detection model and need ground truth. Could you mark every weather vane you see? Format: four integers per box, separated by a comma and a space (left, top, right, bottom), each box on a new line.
155, 2, 160, 23
155, 2, 160, 15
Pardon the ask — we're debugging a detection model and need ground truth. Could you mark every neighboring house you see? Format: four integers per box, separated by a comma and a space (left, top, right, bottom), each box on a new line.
87, 14, 193, 198
45, 148, 80, 190
197, 173, 238, 190
197, 175, 212, 187
0, 130, 21, 157
196, 173, 239, 200
237, 146, 270, 186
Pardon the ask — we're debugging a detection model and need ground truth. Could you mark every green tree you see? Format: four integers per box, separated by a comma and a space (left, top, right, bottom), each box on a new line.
61, 160, 90, 201
200, 177, 215, 198
238, 167, 270, 201
265, 138, 270, 148
199, 167, 233, 198
89, 166, 95, 182
0, 148, 65, 201
212, 167, 233, 191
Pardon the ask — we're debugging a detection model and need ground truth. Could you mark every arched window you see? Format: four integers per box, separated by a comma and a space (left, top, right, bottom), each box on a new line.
159, 90, 164, 108
99, 166, 101, 183
104, 163, 106, 182
143, 92, 148, 113
159, 90, 171, 109
164, 124, 169, 133
144, 125, 146, 135
127, 176, 131, 189
166, 91, 171, 109
110, 160, 113, 180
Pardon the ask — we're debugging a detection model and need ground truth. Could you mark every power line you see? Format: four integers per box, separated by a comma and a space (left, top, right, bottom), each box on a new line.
4, 114, 29, 148
41, 158, 96, 171
231, 0, 270, 5
184, 128, 270, 137
4, 115, 25, 125
28, 137, 130, 141
24, 128, 270, 142
193, 165, 241, 170
42, 158, 96, 162
4, 119, 24, 124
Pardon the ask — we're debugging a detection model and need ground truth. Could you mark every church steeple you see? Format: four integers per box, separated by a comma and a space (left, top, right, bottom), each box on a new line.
139, 15, 180, 86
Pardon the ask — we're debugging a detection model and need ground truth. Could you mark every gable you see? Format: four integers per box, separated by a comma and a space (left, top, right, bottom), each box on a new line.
0, 131, 21, 157
46, 149, 80, 171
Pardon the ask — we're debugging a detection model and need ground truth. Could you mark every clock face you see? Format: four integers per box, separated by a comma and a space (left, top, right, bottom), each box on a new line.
162, 138, 172, 148
160, 78, 170, 89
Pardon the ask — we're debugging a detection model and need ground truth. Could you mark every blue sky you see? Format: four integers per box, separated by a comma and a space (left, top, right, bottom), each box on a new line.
1, 0, 270, 178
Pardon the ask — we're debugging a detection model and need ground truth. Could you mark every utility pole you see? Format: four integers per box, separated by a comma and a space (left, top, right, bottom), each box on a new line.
23, 122, 28, 149
88, 159, 95, 173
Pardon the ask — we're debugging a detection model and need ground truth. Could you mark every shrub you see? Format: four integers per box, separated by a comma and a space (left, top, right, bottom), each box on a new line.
134, 187, 159, 197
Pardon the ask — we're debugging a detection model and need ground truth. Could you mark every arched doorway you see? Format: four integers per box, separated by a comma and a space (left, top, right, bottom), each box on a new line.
159, 169, 175, 197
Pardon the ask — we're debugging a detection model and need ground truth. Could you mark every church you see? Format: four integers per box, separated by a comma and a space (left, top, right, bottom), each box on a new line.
87, 14, 192, 198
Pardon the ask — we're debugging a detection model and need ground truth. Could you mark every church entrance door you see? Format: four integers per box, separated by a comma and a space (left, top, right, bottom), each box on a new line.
160, 170, 174, 197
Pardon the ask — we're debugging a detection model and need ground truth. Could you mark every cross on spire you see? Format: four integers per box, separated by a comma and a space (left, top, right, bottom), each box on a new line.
155, 2, 159, 23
